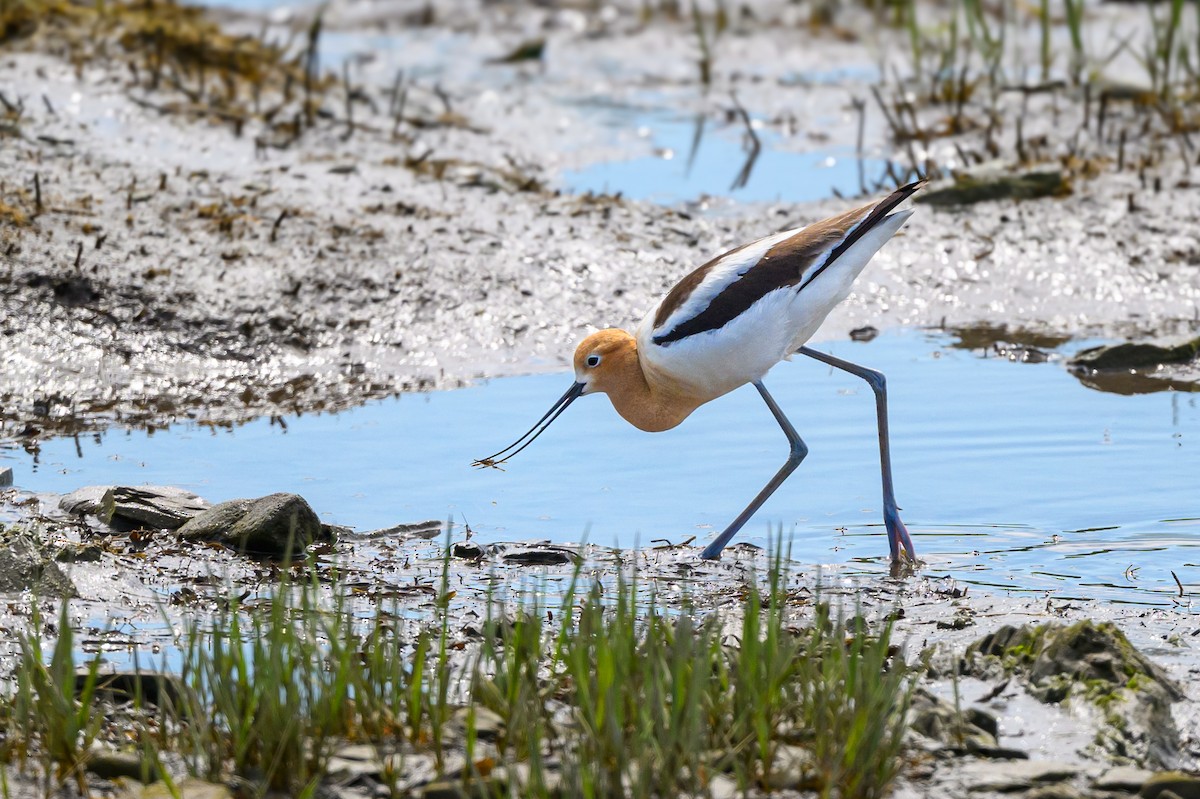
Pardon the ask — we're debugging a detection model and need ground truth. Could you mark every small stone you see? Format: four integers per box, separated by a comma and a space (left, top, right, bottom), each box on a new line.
178, 494, 323, 558
501, 545, 580, 566
0, 530, 76, 595
1141, 772, 1200, 799
452, 541, 485, 560
708, 774, 740, 799
1096, 765, 1154, 791
1025, 786, 1085, 799
0, 466, 12, 487
177, 499, 255, 541
59, 485, 112, 516
55, 543, 104, 563
86, 747, 159, 782
419, 779, 465, 799
82, 669, 186, 709
908, 689, 998, 752
957, 760, 1079, 792
136, 777, 233, 799
327, 743, 383, 781
1071, 338, 1200, 371
763, 744, 820, 791
917, 168, 1071, 206
450, 705, 505, 741
61, 485, 208, 530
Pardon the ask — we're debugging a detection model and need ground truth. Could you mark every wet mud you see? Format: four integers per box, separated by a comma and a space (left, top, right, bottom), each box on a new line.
1, 1, 1200, 794
2, 1, 1199, 442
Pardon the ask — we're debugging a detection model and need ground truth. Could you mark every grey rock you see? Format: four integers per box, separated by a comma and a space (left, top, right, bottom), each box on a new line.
177, 499, 255, 541
957, 760, 1079, 792
917, 167, 1070, 207
965, 621, 1185, 768
763, 744, 819, 790
1096, 766, 1154, 791
1024, 786, 1085, 799
179, 494, 322, 558
327, 743, 384, 781
135, 778, 233, 799
1072, 338, 1200, 371
350, 519, 442, 539
449, 705, 505, 741
83, 668, 187, 710
105, 485, 209, 529
452, 541, 485, 560
0, 530, 76, 596
55, 543, 104, 563
60, 485, 208, 530
908, 688, 998, 753
228, 493, 321, 556
59, 484, 112, 516
0, 466, 12, 487
86, 746, 159, 782
1141, 772, 1200, 799
501, 544, 580, 566
708, 775, 740, 799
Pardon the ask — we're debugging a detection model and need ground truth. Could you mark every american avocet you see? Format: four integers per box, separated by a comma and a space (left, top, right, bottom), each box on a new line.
476, 181, 922, 562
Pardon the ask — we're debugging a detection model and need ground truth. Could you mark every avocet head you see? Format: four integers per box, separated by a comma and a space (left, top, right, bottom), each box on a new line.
471, 328, 637, 470
572, 328, 637, 396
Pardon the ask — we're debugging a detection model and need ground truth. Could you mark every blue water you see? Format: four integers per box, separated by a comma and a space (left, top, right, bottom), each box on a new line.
560, 108, 891, 205
4, 331, 1198, 606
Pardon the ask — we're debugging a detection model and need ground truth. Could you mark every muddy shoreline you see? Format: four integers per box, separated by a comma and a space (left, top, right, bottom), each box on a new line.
2, 0, 1200, 794
3, 2, 1200, 442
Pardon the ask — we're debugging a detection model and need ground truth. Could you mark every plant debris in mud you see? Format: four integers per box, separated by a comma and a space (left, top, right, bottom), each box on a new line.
863, 0, 1200, 199
1, 0, 324, 140
0, 552, 914, 798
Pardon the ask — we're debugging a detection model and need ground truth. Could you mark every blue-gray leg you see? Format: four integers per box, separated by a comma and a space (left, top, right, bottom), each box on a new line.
700, 381, 808, 560
798, 346, 916, 563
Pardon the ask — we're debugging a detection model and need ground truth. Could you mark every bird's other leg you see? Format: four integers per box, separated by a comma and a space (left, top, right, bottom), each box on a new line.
798, 346, 916, 563
699, 381, 808, 561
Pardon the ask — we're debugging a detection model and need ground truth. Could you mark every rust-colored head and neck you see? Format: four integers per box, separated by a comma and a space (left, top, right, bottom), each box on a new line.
472, 328, 702, 470
572, 329, 700, 433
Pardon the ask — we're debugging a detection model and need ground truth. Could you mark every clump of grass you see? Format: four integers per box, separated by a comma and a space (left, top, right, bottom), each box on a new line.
3, 549, 914, 798
868, 0, 1200, 183
2, 0, 331, 143
11, 602, 104, 795
478, 552, 913, 798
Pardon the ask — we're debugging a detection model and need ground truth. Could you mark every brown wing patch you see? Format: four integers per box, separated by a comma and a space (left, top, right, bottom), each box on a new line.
650, 207, 870, 346
651, 180, 923, 346
651, 239, 758, 331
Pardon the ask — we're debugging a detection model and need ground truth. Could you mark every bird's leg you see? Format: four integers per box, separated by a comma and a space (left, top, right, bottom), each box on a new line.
699, 381, 808, 560
797, 346, 916, 563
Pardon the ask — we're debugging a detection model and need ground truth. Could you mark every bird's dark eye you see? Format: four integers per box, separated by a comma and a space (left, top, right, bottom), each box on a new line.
586, 354, 601, 367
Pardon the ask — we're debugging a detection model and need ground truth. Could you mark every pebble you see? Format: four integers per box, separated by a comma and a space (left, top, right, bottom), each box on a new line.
501, 544, 580, 565
956, 760, 1080, 792
1095, 765, 1154, 791
136, 778, 232, 799
1141, 772, 1200, 799
86, 747, 158, 782
0, 466, 12, 486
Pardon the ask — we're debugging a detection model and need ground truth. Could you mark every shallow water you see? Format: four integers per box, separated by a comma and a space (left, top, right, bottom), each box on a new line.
558, 106, 891, 204
4, 330, 1199, 607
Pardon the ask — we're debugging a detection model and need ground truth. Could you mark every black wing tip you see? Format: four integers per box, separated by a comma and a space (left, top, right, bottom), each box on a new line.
884, 178, 927, 205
